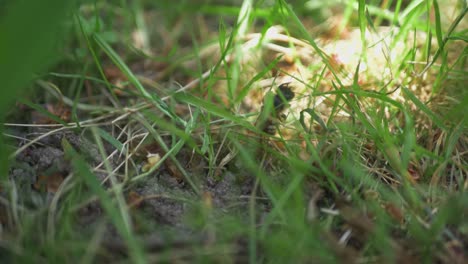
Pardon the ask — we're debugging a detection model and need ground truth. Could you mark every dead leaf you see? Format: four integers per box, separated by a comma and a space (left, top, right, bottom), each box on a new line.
142, 153, 161, 172
306, 189, 323, 222
103, 65, 129, 96
127, 191, 144, 209
213, 151, 236, 178
336, 198, 375, 241
383, 202, 405, 224
202, 191, 213, 210
407, 167, 420, 181
166, 160, 184, 182
33, 172, 65, 193
31, 103, 71, 124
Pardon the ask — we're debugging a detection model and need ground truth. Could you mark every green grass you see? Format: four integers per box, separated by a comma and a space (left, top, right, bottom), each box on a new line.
1, 0, 467, 263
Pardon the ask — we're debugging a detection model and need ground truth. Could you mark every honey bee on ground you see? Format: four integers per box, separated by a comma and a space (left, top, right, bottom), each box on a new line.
256, 83, 295, 135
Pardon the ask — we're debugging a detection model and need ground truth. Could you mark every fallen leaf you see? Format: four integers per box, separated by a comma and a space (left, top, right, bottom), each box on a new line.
127, 191, 144, 208
165, 160, 184, 182
142, 153, 161, 172
202, 191, 213, 210
31, 103, 71, 124
33, 172, 65, 193
103, 65, 129, 96
383, 202, 405, 224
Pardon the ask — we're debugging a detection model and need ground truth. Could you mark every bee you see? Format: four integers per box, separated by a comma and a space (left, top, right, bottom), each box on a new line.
257, 83, 295, 135
273, 82, 295, 115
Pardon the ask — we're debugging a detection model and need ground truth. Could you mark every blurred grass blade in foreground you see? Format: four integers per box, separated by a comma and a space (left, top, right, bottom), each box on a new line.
0, 0, 77, 174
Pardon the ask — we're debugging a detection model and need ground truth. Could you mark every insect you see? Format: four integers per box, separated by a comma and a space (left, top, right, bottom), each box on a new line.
256, 83, 295, 135
273, 82, 295, 115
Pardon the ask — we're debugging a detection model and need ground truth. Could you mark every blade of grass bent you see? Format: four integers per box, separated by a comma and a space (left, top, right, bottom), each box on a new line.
419, 5, 468, 75
401, 86, 446, 130
93, 34, 184, 125
278, 0, 344, 87
133, 114, 200, 194
358, 0, 368, 59
75, 14, 120, 108
174, 93, 257, 131
432, 0, 444, 49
